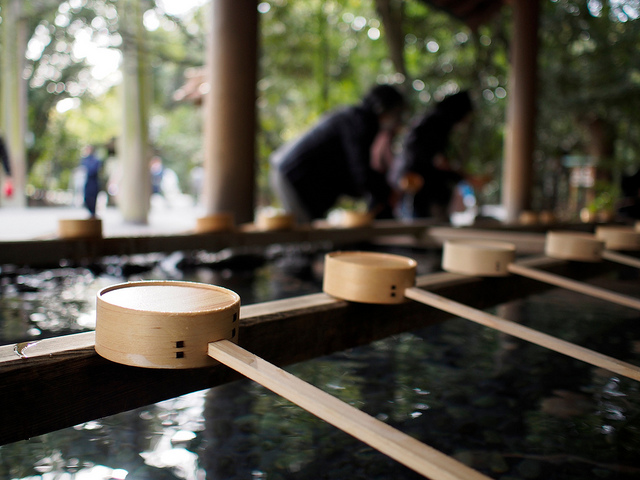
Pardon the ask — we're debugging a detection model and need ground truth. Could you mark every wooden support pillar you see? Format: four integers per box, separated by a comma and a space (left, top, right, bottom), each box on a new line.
501, 0, 540, 223
202, 0, 258, 224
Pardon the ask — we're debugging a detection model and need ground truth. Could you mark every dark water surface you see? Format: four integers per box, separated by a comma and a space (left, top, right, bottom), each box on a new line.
1, 245, 639, 479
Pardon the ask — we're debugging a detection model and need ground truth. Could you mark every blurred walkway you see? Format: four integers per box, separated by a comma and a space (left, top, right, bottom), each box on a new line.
0, 203, 204, 241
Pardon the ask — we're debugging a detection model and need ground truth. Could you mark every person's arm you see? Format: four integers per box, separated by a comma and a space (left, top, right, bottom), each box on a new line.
339, 111, 395, 216
396, 122, 431, 195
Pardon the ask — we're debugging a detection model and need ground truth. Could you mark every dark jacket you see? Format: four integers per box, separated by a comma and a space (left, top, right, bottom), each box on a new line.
0, 137, 10, 176
401, 110, 463, 205
271, 105, 389, 219
82, 153, 102, 215
397, 92, 472, 217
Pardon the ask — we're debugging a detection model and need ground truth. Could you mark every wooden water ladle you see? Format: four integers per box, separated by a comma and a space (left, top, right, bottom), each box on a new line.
544, 228, 640, 270
594, 226, 640, 269
95, 280, 491, 480
443, 235, 640, 312
323, 251, 640, 382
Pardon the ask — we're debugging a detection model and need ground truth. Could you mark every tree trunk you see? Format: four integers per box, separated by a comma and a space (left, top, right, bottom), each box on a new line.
117, 0, 151, 223
1, 0, 28, 207
375, 0, 407, 80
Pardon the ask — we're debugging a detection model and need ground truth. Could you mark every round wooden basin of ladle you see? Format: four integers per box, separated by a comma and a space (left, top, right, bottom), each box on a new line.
442, 238, 640, 311
96, 280, 240, 369
195, 213, 235, 233
339, 210, 373, 228
58, 218, 103, 239
545, 231, 604, 262
442, 239, 516, 276
94, 279, 487, 480
546, 229, 640, 270
518, 210, 538, 226
255, 211, 295, 231
323, 251, 416, 304
322, 250, 640, 381
595, 226, 640, 251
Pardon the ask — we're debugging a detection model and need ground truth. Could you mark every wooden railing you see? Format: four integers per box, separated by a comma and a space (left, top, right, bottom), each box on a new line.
0, 255, 617, 446
0, 220, 430, 266
0, 219, 577, 266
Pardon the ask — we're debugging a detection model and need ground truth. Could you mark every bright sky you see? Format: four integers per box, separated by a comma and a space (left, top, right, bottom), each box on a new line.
159, 0, 208, 16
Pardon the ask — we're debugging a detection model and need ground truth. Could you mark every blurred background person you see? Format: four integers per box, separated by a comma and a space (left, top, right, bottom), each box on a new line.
393, 90, 475, 221
0, 136, 13, 198
619, 168, 640, 220
80, 145, 102, 217
269, 84, 405, 223
150, 155, 164, 197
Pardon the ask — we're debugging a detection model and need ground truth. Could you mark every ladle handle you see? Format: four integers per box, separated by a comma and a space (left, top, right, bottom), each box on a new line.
602, 250, 640, 269
404, 287, 640, 382
507, 262, 640, 312
208, 340, 491, 480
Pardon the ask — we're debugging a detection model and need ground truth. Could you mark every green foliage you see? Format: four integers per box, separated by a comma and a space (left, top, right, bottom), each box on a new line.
258, 0, 393, 143
257, 0, 400, 205
12, 0, 204, 196
30, 88, 121, 190
151, 103, 203, 194
29, 114, 81, 190
538, 0, 640, 174
257, 0, 513, 207
22, 0, 120, 169
8, 0, 640, 213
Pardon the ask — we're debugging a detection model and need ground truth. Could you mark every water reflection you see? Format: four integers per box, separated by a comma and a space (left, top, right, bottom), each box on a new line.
1, 249, 640, 479
1, 263, 113, 344
0, 246, 329, 346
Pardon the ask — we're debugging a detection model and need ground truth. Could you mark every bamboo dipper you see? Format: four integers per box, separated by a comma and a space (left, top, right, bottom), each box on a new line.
58, 218, 103, 239
545, 229, 640, 269
95, 280, 491, 480
594, 226, 640, 269
596, 226, 640, 251
443, 238, 640, 312
195, 213, 235, 233
323, 251, 640, 382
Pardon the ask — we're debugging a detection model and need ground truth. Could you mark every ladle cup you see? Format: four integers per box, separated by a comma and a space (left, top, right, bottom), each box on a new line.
195, 213, 235, 234
594, 226, 640, 269
95, 280, 490, 480
322, 251, 640, 382
444, 237, 640, 312
58, 218, 103, 239
545, 229, 640, 270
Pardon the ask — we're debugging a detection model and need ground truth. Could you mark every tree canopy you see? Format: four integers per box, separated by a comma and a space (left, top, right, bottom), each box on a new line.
2, 0, 640, 216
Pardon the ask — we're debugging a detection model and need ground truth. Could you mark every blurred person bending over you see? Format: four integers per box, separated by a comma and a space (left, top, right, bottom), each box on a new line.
269, 84, 405, 223
394, 90, 474, 221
